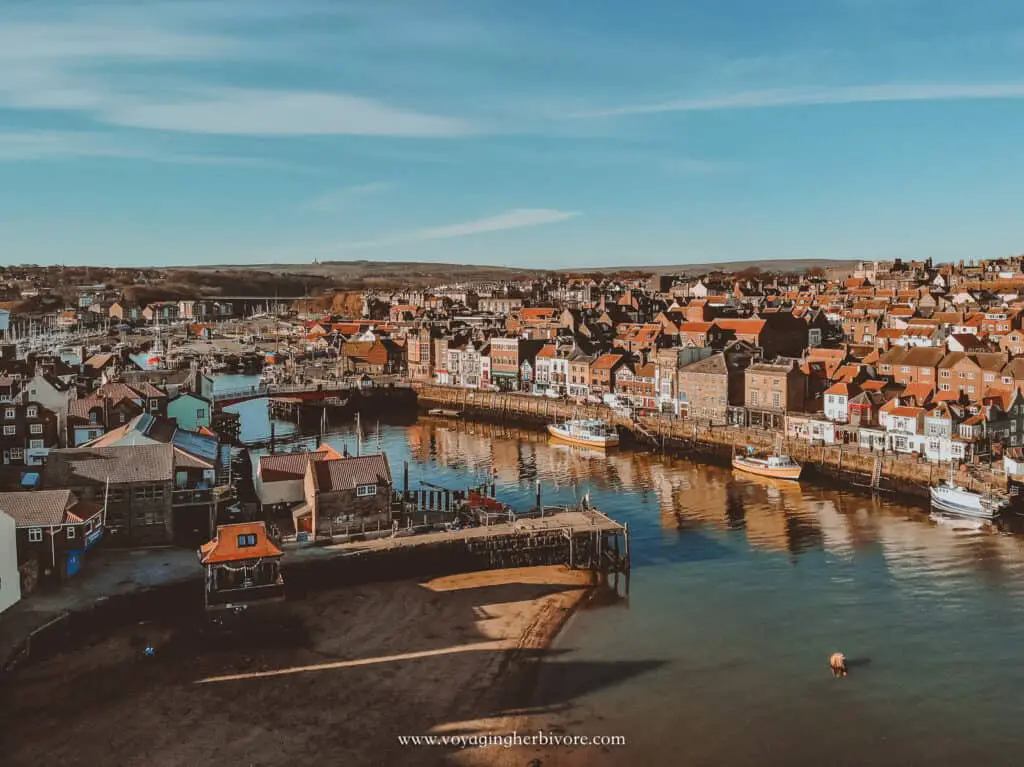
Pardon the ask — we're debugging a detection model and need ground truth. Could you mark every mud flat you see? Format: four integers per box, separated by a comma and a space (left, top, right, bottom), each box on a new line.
0, 566, 593, 767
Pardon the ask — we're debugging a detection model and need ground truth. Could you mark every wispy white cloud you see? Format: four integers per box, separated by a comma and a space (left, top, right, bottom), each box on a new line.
332, 208, 579, 251
415, 208, 578, 240
0, 130, 311, 171
102, 89, 474, 137
305, 182, 392, 211
571, 82, 1024, 118
0, 11, 477, 138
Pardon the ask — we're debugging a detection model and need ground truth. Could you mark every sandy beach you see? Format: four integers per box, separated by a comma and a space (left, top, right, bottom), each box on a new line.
0, 566, 593, 767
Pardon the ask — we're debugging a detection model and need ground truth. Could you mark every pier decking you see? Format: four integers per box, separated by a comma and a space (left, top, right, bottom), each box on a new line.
285, 505, 630, 587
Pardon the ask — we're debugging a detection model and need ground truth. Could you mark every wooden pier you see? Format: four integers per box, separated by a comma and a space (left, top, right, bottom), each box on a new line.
284, 504, 630, 589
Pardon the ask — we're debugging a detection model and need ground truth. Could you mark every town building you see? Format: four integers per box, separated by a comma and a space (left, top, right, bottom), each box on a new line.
0, 489, 104, 584
255, 444, 343, 510
299, 453, 394, 537
41, 443, 176, 546
745, 359, 806, 430
199, 521, 284, 611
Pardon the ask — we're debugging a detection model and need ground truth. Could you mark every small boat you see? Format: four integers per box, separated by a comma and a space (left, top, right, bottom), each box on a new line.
732, 452, 803, 481
929, 481, 1008, 520
547, 419, 619, 449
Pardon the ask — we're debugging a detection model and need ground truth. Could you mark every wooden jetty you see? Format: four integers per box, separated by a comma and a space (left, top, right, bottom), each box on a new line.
285, 503, 630, 588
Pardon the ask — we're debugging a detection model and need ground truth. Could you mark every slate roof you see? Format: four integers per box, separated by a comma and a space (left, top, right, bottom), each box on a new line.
43, 443, 174, 486
679, 353, 728, 376
311, 454, 392, 493
0, 489, 73, 526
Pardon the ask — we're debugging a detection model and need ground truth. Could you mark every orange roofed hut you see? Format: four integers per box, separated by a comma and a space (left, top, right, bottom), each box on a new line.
198, 521, 284, 611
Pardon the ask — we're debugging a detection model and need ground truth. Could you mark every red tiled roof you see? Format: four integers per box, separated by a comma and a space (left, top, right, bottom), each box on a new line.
200, 521, 282, 564
889, 406, 923, 417
591, 353, 625, 371
713, 318, 766, 335
259, 444, 342, 482
520, 307, 558, 321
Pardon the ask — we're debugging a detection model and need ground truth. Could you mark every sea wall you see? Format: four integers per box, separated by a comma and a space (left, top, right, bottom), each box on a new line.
415, 384, 1007, 500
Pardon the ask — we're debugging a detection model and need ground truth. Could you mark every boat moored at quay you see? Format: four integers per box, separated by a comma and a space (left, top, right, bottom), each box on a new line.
929, 481, 1009, 521
547, 418, 620, 449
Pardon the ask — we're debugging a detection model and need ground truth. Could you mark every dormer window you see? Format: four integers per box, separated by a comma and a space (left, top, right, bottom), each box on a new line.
237, 533, 257, 547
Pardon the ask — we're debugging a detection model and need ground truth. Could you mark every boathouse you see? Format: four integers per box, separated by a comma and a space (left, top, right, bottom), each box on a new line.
198, 521, 284, 611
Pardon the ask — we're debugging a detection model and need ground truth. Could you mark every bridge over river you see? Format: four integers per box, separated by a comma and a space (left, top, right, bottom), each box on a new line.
208, 376, 411, 409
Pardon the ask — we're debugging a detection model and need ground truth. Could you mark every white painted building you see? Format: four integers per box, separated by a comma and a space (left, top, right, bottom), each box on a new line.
823, 383, 853, 423
0, 509, 20, 614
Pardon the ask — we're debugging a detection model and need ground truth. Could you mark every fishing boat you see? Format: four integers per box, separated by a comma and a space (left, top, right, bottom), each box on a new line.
547, 418, 619, 449
929, 481, 1008, 520
731, 451, 803, 481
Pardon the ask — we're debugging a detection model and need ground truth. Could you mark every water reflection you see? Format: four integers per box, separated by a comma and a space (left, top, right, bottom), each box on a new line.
395, 419, 1024, 590
242, 413, 1024, 593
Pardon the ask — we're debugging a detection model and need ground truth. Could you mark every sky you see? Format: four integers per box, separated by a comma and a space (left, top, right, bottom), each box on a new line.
3, 0, 1024, 268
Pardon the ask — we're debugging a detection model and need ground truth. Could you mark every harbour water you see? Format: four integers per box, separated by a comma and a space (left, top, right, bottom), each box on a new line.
228, 388, 1024, 765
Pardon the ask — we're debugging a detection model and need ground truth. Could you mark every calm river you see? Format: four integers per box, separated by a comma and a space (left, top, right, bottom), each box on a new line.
220, 375, 1024, 766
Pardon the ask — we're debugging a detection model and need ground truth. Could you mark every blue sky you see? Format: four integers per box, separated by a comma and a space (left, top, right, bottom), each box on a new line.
3, 0, 1024, 268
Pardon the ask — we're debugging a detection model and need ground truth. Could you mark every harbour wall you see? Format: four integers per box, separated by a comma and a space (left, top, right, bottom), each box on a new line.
414, 384, 1008, 501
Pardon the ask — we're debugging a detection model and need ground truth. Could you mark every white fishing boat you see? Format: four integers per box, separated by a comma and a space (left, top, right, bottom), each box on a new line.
732, 453, 803, 481
929, 481, 1008, 520
547, 418, 619, 449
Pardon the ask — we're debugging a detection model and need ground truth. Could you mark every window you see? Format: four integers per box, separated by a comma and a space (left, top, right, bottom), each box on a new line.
67, 526, 76, 540
356, 484, 377, 497
89, 411, 99, 425
29, 440, 43, 449
901, 367, 910, 373
2, 425, 14, 436
30, 424, 42, 435
134, 485, 164, 501
941, 370, 951, 378
750, 391, 759, 406
237, 533, 257, 547
28, 527, 43, 542
772, 392, 781, 409
26, 406, 37, 418
10, 448, 23, 460
108, 488, 125, 503
3, 408, 13, 420
134, 508, 165, 526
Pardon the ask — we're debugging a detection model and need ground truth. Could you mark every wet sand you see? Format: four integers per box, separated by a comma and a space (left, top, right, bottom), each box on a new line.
0, 566, 593, 767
